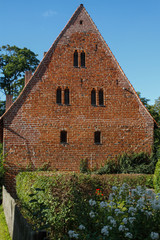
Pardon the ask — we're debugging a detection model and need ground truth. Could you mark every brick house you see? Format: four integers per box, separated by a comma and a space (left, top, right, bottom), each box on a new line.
0, 4, 155, 194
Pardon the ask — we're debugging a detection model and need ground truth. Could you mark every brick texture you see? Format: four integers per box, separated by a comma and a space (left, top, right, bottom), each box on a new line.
0, 5, 155, 195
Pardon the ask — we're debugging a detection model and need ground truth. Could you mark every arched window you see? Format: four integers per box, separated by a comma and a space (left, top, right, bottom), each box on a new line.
99, 89, 104, 106
94, 131, 101, 144
74, 50, 78, 67
81, 51, 85, 67
56, 87, 62, 104
64, 88, 69, 105
91, 89, 96, 105
60, 130, 67, 143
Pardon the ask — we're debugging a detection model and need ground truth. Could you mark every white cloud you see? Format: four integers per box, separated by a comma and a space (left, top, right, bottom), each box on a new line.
43, 10, 57, 17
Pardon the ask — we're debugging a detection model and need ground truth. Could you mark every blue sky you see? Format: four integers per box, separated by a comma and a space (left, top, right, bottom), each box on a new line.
0, 0, 160, 104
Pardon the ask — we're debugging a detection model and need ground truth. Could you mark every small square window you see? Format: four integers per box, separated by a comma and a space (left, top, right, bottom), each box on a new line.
94, 131, 101, 144
60, 131, 67, 144
80, 20, 83, 25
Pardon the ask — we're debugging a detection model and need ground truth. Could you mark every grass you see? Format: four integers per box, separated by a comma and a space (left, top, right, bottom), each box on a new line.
0, 205, 11, 240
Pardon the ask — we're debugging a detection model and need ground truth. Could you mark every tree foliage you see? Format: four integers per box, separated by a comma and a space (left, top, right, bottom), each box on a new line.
0, 44, 39, 115
137, 92, 160, 159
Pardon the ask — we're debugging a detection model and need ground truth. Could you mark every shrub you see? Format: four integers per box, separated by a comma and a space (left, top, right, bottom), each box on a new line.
153, 158, 160, 193
96, 152, 156, 175
69, 184, 160, 240
16, 172, 153, 239
0, 144, 4, 203
80, 158, 89, 173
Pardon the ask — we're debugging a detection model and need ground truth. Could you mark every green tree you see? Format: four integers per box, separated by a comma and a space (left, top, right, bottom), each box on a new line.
0, 45, 40, 115
138, 92, 160, 161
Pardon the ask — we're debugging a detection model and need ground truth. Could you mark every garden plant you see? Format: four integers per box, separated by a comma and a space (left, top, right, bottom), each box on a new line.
68, 184, 160, 240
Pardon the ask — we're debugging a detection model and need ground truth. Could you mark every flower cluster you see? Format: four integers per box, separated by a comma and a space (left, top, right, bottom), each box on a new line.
68, 184, 160, 239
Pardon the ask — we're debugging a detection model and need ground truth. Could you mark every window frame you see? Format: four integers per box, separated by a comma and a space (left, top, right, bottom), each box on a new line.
56, 87, 62, 104
73, 50, 78, 67
60, 130, 67, 144
99, 89, 104, 106
64, 87, 70, 105
91, 89, 96, 106
94, 131, 101, 145
81, 51, 85, 68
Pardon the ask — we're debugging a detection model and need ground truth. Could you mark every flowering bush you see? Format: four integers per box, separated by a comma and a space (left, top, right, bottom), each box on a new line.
68, 184, 160, 240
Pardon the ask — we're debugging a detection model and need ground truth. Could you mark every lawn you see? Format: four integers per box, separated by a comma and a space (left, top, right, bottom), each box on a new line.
0, 205, 11, 240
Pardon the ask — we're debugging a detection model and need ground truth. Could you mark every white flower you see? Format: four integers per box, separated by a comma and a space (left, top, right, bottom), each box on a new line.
101, 226, 109, 236
122, 218, 128, 224
89, 199, 96, 206
109, 193, 115, 200
110, 219, 117, 227
114, 208, 122, 216
128, 217, 136, 224
128, 206, 136, 215
118, 225, 126, 232
78, 224, 85, 230
150, 232, 159, 240
151, 199, 160, 210
108, 201, 116, 208
145, 210, 152, 218
131, 189, 137, 196
100, 201, 108, 208
68, 230, 79, 239
112, 186, 118, 191
107, 216, 114, 221
89, 210, 95, 218
125, 232, 133, 239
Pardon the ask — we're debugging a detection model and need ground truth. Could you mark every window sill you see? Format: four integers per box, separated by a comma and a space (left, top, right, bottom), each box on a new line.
94, 143, 102, 145
56, 103, 71, 106
60, 142, 68, 146
73, 66, 87, 69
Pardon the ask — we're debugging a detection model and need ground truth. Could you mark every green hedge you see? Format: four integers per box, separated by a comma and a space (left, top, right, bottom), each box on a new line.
0, 144, 4, 203
16, 172, 153, 239
153, 158, 160, 193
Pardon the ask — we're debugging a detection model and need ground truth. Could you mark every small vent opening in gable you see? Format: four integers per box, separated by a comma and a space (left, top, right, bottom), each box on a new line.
80, 20, 83, 25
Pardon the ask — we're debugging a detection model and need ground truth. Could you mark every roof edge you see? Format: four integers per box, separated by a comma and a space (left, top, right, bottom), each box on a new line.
0, 4, 84, 120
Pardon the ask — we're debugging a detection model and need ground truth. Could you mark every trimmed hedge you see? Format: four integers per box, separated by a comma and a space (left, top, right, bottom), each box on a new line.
0, 144, 4, 203
16, 172, 153, 239
153, 158, 160, 193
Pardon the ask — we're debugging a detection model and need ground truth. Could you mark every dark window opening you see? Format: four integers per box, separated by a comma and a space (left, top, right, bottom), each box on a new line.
81, 51, 85, 67
99, 89, 104, 106
64, 88, 69, 105
80, 20, 83, 25
91, 89, 96, 105
60, 130, 67, 143
94, 131, 101, 144
56, 87, 62, 104
74, 50, 78, 67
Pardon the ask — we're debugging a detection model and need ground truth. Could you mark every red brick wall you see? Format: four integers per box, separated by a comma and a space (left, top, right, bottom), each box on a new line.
2, 7, 154, 195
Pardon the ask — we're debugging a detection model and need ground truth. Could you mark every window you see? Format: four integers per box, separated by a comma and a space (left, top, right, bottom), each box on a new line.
64, 88, 69, 105
60, 130, 67, 143
74, 50, 78, 67
99, 89, 104, 106
91, 89, 96, 105
56, 87, 62, 104
80, 20, 83, 25
94, 131, 101, 144
81, 51, 85, 67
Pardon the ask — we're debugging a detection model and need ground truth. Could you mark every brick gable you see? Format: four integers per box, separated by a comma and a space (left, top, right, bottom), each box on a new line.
0, 4, 155, 195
